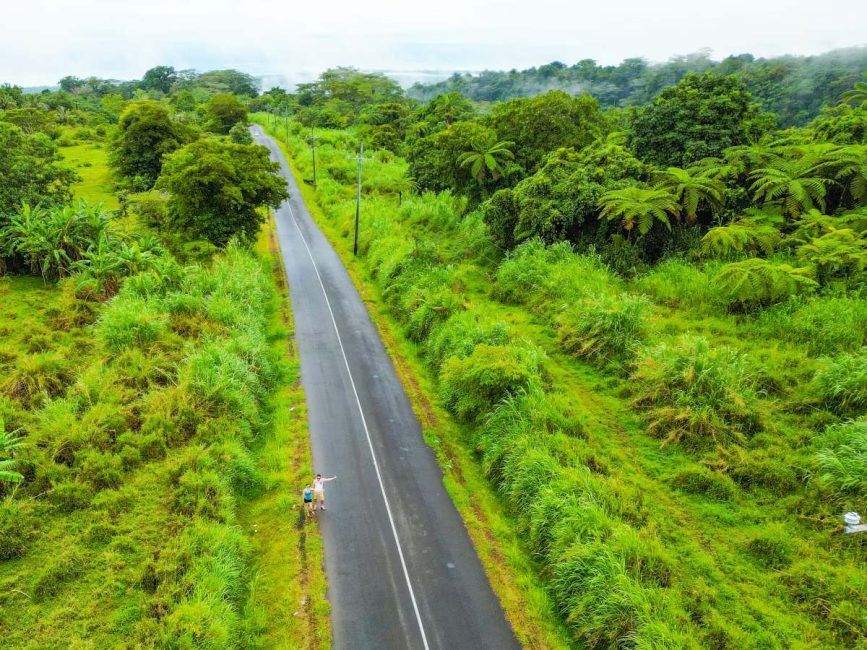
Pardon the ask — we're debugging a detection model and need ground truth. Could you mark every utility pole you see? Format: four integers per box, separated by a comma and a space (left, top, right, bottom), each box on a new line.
284, 108, 290, 140
309, 131, 319, 188
348, 142, 372, 255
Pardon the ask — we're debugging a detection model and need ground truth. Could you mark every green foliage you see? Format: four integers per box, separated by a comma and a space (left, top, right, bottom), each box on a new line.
749, 152, 833, 216
598, 185, 679, 236
457, 137, 515, 182
700, 216, 783, 258
813, 352, 867, 415
759, 296, 867, 355
0, 499, 31, 560
713, 258, 817, 310
745, 529, 792, 569
0, 418, 23, 485
629, 73, 766, 167
485, 91, 604, 173
556, 294, 648, 368
439, 343, 545, 422
669, 467, 738, 501
653, 166, 726, 221
634, 258, 724, 310
814, 419, 867, 500
157, 139, 289, 245
205, 94, 248, 135
0, 122, 78, 215
109, 100, 195, 189
632, 336, 759, 447
797, 227, 867, 285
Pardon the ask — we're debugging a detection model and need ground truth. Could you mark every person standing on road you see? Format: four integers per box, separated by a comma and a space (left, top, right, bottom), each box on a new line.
302, 484, 315, 516
313, 473, 336, 511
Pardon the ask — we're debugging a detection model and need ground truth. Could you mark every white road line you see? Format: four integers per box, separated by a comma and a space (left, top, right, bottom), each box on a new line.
285, 199, 431, 650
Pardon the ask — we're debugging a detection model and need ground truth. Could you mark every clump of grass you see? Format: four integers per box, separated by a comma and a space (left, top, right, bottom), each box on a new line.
813, 352, 867, 415
631, 336, 760, 448
744, 528, 793, 570
758, 296, 867, 356
670, 467, 738, 501
633, 258, 724, 311
98, 297, 169, 352
424, 311, 510, 372
813, 418, 867, 500
439, 342, 546, 422
32, 551, 85, 601
556, 293, 649, 369
1, 353, 73, 406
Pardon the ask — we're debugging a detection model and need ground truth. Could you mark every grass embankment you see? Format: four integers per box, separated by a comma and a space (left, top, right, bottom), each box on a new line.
254, 114, 866, 649
0, 146, 329, 647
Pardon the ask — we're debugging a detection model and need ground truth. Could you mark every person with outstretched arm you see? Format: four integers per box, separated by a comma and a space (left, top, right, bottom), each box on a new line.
312, 473, 336, 511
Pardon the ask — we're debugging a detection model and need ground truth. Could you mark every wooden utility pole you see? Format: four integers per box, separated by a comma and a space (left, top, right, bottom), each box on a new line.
348, 143, 371, 255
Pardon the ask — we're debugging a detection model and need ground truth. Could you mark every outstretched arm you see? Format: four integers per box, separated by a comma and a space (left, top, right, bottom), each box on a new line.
323, 476, 337, 482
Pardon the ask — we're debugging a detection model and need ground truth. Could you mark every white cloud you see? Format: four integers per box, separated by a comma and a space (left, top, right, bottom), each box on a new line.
1, 0, 865, 86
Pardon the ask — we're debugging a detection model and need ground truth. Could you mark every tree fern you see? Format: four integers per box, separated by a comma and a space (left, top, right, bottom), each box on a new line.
653, 166, 726, 221
714, 258, 817, 310
700, 218, 782, 258
797, 227, 867, 284
597, 185, 679, 236
749, 153, 834, 217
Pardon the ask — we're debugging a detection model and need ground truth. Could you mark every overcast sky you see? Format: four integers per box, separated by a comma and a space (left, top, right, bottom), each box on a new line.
3, 0, 866, 87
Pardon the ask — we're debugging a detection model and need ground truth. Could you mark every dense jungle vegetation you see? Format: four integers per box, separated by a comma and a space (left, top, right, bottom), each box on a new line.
408, 47, 867, 127
254, 58, 867, 647
0, 67, 328, 647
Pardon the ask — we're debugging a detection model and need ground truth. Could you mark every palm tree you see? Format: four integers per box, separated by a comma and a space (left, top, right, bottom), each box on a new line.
653, 166, 726, 222
0, 419, 23, 485
598, 185, 679, 236
749, 153, 834, 217
841, 81, 867, 107
457, 139, 515, 183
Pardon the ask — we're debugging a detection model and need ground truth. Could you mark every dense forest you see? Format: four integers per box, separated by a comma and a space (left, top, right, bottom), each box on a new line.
1, 50, 866, 647
255, 59, 867, 647
408, 47, 867, 127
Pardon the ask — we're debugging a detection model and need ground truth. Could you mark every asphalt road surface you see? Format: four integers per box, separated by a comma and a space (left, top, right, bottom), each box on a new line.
251, 125, 521, 650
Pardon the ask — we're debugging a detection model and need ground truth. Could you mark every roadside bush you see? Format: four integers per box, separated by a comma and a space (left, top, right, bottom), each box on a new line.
439, 343, 545, 421
424, 311, 510, 372
813, 352, 867, 415
814, 418, 867, 499
556, 294, 648, 368
631, 336, 760, 447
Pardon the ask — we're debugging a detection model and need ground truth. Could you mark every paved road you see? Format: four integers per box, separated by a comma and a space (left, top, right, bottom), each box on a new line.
251, 125, 520, 650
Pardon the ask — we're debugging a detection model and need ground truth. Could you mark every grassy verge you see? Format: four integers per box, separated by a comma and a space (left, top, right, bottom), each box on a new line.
240, 217, 331, 648
254, 113, 571, 649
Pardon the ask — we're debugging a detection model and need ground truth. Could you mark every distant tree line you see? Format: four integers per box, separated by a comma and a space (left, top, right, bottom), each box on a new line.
407, 47, 867, 127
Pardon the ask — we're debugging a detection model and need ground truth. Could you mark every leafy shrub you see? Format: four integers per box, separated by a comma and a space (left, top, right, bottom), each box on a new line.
556, 294, 648, 368
713, 258, 817, 310
632, 336, 759, 447
700, 218, 783, 258
439, 343, 545, 421
814, 419, 867, 499
670, 467, 738, 501
813, 352, 867, 415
